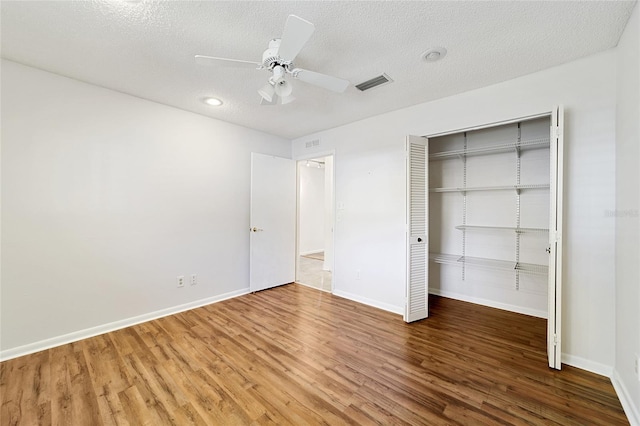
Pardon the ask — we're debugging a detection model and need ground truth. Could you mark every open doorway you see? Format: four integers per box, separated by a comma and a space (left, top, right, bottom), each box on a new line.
296, 156, 334, 292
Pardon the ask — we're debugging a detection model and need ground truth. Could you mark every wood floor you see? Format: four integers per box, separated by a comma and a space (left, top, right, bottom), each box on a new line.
1, 284, 628, 425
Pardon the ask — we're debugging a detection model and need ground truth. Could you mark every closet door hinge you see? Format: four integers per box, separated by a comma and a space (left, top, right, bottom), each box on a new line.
553, 334, 558, 345
553, 126, 561, 139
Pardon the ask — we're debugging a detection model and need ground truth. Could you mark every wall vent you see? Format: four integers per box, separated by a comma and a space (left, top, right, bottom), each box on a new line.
305, 139, 320, 148
355, 74, 393, 91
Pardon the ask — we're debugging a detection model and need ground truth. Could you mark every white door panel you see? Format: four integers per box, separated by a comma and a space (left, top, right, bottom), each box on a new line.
250, 153, 296, 292
548, 106, 564, 369
405, 135, 429, 322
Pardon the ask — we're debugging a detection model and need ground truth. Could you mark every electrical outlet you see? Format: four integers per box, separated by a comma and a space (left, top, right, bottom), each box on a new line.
190, 274, 197, 286
635, 354, 640, 382
177, 275, 185, 288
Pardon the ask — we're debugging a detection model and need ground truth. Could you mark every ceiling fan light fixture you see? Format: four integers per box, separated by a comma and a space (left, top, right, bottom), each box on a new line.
279, 94, 296, 105
274, 80, 293, 98
203, 97, 223, 106
258, 83, 275, 102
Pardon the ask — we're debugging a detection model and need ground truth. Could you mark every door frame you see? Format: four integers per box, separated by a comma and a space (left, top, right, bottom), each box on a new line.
294, 149, 337, 292
416, 107, 564, 369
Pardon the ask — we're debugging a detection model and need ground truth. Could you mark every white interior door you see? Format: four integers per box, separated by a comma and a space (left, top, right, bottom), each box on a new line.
405, 135, 429, 322
548, 106, 564, 369
250, 153, 296, 292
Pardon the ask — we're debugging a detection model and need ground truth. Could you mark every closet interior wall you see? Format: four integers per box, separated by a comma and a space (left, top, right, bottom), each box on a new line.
428, 117, 551, 318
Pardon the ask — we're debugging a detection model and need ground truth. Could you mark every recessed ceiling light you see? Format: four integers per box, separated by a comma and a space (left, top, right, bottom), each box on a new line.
203, 97, 223, 106
421, 47, 447, 62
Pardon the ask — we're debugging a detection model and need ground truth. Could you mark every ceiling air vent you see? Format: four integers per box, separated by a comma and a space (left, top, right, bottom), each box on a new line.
305, 139, 320, 148
355, 74, 393, 91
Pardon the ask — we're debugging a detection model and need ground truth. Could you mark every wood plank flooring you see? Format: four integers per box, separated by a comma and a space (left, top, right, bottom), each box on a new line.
1, 284, 629, 425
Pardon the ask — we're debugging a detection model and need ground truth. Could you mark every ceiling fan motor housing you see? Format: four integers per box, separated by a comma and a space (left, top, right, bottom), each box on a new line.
262, 38, 291, 70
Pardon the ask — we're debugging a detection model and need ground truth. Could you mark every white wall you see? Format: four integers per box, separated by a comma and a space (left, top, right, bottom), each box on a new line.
298, 162, 325, 254
615, 3, 640, 424
0, 60, 291, 358
294, 50, 618, 374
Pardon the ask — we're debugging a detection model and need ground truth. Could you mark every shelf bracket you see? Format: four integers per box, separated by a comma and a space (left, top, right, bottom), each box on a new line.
515, 123, 522, 291
462, 132, 467, 281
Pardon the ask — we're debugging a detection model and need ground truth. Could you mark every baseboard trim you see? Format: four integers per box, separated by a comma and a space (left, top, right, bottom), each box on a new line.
295, 281, 331, 293
0, 288, 250, 362
333, 290, 403, 315
429, 288, 547, 319
611, 369, 640, 426
300, 249, 324, 256
561, 353, 613, 377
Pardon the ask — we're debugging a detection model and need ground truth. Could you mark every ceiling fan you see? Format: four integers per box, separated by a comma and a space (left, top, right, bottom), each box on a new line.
195, 15, 350, 105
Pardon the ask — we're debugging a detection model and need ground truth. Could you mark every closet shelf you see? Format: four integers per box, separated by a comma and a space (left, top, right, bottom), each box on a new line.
429, 137, 550, 161
429, 253, 548, 276
455, 225, 549, 233
430, 184, 549, 193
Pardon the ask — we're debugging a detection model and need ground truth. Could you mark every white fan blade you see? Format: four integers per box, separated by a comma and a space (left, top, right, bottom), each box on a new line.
195, 55, 261, 68
294, 69, 349, 93
277, 15, 315, 62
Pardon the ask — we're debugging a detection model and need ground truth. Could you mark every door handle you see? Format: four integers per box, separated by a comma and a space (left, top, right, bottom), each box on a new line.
251, 227, 264, 232
417, 238, 422, 242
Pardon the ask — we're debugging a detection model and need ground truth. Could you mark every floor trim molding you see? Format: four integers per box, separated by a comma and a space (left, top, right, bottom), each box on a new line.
299, 249, 324, 256
429, 288, 547, 319
295, 281, 331, 293
611, 369, 640, 426
0, 288, 249, 362
332, 289, 403, 315
561, 353, 613, 377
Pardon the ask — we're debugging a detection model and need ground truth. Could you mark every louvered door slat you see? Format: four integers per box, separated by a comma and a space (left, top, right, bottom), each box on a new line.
405, 136, 429, 322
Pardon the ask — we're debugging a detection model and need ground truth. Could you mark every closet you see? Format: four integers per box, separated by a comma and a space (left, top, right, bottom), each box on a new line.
405, 108, 563, 369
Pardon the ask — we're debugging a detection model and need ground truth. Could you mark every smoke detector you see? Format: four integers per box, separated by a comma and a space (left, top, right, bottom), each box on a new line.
422, 47, 447, 62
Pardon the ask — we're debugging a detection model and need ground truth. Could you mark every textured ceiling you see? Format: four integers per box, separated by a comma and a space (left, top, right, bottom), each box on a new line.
1, 1, 636, 139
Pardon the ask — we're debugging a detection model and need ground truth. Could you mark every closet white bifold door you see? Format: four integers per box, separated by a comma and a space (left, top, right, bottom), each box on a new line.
548, 105, 564, 369
405, 135, 429, 322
